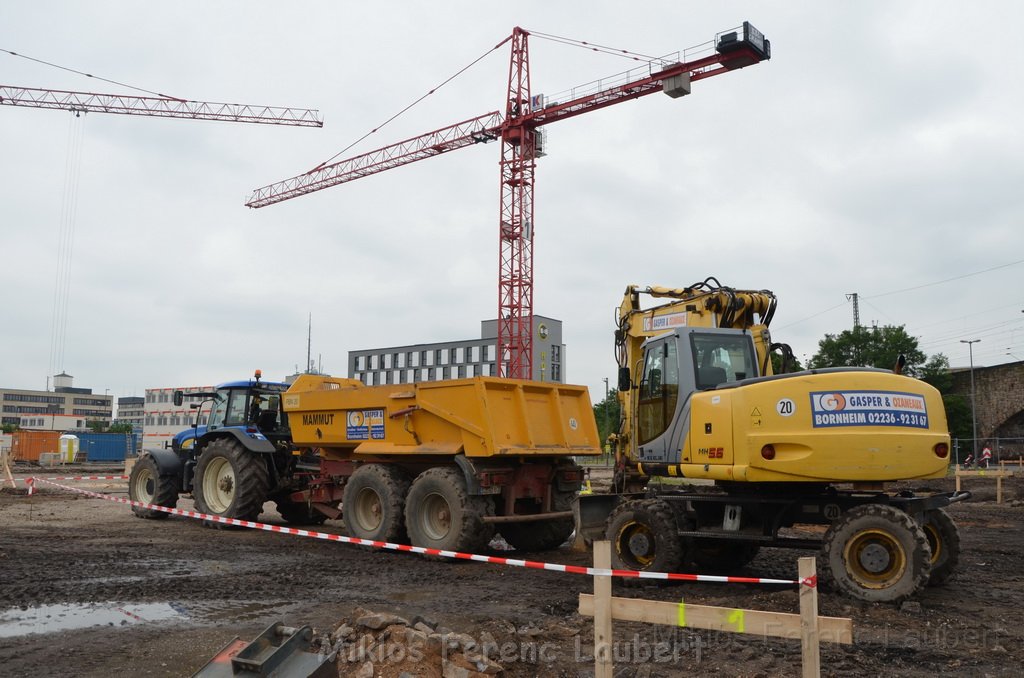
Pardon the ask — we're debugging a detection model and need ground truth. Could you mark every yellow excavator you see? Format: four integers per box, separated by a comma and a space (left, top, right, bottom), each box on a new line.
577, 278, 964, 602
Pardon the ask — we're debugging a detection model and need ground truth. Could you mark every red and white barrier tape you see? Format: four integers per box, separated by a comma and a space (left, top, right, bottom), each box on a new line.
17, 475, 128, 485
25, 477, 808, 587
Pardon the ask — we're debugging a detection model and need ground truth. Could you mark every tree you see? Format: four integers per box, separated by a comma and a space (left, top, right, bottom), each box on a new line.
809, 325, 927, 374
1, 423, 18, 434
87, 420, 106, 433
108, 422, 135, 434
593, 389, 621, 447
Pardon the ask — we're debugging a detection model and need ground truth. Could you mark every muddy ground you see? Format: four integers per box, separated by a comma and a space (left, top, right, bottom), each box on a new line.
1, 466, 1022, 677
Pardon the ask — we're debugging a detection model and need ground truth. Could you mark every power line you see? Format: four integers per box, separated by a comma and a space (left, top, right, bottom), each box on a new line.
865, 259, 1024, 300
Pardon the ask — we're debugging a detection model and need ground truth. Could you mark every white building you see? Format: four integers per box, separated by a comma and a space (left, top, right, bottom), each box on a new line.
142, 385, 212, 449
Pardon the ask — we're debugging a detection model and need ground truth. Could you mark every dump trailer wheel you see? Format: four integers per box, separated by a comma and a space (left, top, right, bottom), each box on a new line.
499, 489, 576, 552
342, 465, 410, 542
405, 467, 494, 553
606, 498, 685, 573
691, 542, 761, 573
922, 508, 961, 586
822, 503, 932, 603
276, 499, 334, 526
192, 438, 269, 526
128, 455, 179, 519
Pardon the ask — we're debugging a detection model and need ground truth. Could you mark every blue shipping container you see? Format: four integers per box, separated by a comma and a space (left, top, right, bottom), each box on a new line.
76, 432, 136, 462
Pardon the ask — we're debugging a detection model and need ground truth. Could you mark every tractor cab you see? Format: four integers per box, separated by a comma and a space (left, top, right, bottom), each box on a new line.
170, 370, 290, 457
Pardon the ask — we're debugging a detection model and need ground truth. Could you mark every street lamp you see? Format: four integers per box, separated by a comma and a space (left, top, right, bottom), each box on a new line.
960, 339, 980, 460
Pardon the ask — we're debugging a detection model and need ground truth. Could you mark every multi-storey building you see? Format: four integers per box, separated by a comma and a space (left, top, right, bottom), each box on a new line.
0, 373, 112, 429
142, 385, 212, 449
348, 315, 565, 386
116, 396, 145, 436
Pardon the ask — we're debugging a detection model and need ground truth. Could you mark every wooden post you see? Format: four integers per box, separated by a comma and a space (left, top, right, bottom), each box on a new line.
798, 557, 821, 678
1, 449, 16, 488
997, 474, 1003, 504
955, 466, 962, 492
593, 540, 614, 678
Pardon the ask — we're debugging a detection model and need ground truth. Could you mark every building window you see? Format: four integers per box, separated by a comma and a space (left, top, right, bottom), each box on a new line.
471, 346, 481, 363
551, 364, 561, 381
425, 351, 434, 366
473, 364, 482, 377
411, 352, 420, 367
442, 367, 450, 380
457, 365, 466, 378
355, 356, 366, 370
384, 354, 393, 369
370, 355, 379, 370
455, 347, 465, 363
485, 345, 495, 361
397, 353, 406, 368
372, 372, 381, 386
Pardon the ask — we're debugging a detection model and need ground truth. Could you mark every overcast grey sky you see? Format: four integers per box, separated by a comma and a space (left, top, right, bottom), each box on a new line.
2, 2, 1022, 402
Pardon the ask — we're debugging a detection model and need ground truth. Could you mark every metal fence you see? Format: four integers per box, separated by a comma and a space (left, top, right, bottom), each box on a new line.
951, 437, 1024, 466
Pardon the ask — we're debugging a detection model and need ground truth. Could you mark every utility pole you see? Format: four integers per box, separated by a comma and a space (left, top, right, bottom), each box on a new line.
960, 339, 980, 459
846, 293, 860, 329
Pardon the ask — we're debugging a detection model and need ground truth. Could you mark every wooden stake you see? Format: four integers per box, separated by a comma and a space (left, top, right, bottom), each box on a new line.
997, 474, 1003, 504
1, 449, 16, 488
593, 540, 613, 678
798, 557, 821, 678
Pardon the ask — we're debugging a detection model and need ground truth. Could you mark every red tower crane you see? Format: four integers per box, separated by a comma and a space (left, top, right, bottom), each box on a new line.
0, 85, 322, 126
246, 22, 770, 378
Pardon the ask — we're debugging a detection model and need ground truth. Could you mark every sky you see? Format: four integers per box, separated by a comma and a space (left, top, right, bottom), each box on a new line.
2, 1, 1023, 404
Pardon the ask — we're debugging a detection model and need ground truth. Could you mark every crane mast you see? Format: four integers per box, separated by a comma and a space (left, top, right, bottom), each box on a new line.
247, 22, 771, 379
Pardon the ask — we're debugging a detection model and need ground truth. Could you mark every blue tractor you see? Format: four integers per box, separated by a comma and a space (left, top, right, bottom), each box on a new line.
128, 371, 327, 525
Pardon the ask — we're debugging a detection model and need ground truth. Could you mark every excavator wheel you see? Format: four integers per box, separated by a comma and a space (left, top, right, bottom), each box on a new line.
405, 467, 494, 554
822, 503, 931, 603
606, 498, 684, 574
193, 438, 269, 528
128, 454, 179, 519
342, 464, 410, 542
499, 489, 576, 552
922, 508, 961, 586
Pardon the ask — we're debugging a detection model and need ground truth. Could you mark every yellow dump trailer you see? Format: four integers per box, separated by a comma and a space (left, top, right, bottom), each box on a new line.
282, 375, 601, 553
284, 374, 601, 458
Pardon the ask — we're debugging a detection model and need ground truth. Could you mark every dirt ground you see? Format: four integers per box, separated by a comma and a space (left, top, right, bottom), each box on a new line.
1, 466, 1022, 677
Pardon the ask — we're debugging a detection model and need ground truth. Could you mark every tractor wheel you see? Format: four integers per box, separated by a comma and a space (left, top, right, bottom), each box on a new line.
822, 503, 931, 603
276, 499, 334, 526
499, 489, 576, 552
606, 498, 684, 573
405, 467, 494, 553
922, 508, 961, 586
691, 542, 761, 573
342, 465, 410, 542
193, 438, 269, 526
128, 455, 179, 519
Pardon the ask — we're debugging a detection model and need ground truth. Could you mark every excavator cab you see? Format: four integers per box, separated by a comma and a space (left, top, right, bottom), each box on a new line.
635, 327, 759, 463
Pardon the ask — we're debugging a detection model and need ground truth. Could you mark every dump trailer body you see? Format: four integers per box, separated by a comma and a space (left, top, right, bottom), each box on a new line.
283, 374, 602, 460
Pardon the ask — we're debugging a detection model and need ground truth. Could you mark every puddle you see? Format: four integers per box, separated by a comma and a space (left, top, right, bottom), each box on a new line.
0, 602, 188, 638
